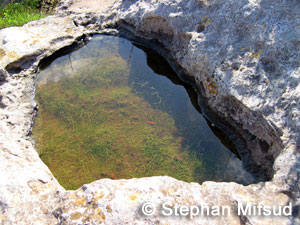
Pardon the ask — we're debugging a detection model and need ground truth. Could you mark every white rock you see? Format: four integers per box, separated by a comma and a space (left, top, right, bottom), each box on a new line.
0, 0, 299, 224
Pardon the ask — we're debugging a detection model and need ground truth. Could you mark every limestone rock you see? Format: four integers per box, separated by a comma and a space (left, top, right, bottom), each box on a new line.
0, 0, 299, 224
38, 0, 60, 13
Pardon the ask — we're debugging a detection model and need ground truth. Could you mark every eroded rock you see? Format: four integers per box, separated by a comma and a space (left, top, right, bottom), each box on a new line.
0, 0, 299, 224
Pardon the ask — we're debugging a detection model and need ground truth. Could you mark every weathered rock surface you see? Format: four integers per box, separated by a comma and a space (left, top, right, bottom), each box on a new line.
38, 0, 60, 13
0, 0, 299, 224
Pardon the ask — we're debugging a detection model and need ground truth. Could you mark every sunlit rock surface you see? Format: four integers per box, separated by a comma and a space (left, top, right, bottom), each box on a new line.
0, 0, 299, 224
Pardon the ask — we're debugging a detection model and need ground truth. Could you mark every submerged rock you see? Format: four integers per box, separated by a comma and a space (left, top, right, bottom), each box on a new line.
0, 0, 299, 224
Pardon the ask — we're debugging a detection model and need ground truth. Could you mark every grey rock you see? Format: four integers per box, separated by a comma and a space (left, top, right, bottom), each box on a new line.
38, 0, 60, 13
0, 0, 299, 224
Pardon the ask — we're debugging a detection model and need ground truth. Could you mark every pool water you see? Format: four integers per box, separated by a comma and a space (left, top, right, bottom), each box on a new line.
33, 35, 254, 190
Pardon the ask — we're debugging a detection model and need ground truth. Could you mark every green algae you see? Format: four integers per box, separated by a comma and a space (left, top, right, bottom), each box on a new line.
33, 35, 255, 190
34, 50, 204, 190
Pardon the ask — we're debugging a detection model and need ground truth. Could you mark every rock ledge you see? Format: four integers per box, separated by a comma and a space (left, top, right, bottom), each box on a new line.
0, 0, 299, 224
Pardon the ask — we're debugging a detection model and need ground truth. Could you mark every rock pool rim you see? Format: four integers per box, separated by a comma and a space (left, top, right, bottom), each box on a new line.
115, 26, 282, 181
34, 34, 253, 187
33, 31, 274, 184
1, 1, 298, 224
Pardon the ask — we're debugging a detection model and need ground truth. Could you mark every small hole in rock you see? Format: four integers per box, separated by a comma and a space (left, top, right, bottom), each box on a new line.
197, 24, 205, 33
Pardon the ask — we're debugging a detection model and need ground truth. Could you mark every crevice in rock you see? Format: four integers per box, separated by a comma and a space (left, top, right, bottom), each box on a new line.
134, 42, 241, 160
5, 53, 40, 75
195, 83, 283, 181
5, 34, 88, 76
38, 34, 89, 70
0, 96, 6, 109
112, 22, 284, 182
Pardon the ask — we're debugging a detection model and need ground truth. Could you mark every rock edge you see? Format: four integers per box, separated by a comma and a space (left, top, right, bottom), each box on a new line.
0, 0, 299, 224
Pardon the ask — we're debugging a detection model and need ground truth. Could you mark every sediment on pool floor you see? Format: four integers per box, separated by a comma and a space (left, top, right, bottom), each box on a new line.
32, 34, 266, 190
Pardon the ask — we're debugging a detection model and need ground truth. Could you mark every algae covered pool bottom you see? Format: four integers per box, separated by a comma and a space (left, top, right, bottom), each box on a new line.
33, 35, 254, 190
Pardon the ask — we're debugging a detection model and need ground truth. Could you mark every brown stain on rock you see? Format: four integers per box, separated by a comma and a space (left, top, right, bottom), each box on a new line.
205, 80, 219, 95
70, 212, 82, 220
0, 48, 6, 60
7, 50, 19, 61
74, 197, 86, 206
27, 180, 51, 195
65, 28, 72, 34
30, 40, 40, 46
106, 205, 112, 213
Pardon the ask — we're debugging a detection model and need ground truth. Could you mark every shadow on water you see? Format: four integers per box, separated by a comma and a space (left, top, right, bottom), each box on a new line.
33, 35, 256, 190
116, 36, 251, 183
132, 43, 241, 159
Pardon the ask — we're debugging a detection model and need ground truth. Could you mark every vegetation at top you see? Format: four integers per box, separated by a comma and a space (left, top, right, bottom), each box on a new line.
0, 0, 49, 29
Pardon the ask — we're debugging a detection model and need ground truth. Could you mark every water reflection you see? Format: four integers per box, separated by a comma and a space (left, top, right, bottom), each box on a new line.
116, 36, 254, 184
34, 35, 254, 189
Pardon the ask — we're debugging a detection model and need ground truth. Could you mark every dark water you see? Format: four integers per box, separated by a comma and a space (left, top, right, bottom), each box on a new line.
33, 35, 254, 190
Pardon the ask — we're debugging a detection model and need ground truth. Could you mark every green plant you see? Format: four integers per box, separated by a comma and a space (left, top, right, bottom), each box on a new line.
33, 52, 206, 190
0, 0, 47, 29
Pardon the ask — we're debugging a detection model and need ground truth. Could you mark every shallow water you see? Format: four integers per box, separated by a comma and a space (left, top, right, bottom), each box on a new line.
33, 35, 254, 190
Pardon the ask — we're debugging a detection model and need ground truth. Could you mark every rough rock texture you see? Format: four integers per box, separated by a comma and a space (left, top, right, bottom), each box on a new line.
0, 0, 299, 224
38, 0, 60, 13
67, 0, 115, 13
